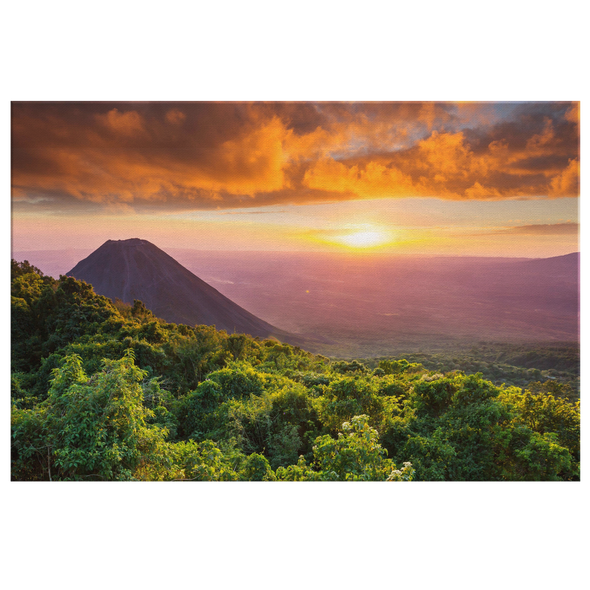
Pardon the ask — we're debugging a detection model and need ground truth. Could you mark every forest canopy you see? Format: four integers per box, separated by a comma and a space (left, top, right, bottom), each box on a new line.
11, 260, 580, 481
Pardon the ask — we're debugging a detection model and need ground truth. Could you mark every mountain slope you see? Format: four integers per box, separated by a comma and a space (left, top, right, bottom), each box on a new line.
511, 252, 579, 277
67, 238, 302, 344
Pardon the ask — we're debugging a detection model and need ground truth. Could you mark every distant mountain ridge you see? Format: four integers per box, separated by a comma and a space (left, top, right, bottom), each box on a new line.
512, 252, 579, 276
67, 238, 303, 344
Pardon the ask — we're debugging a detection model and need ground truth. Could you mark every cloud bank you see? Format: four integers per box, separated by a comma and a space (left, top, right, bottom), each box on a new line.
12, 101, 579, 213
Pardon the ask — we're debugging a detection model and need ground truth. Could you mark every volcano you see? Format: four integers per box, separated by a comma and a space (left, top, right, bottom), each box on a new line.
67, 238, 302, 344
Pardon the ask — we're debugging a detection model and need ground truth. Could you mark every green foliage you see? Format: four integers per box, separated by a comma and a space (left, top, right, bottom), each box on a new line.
277, 415, 414, 481
208, 363, 265, 399
398, 343, 579, 394
314, 375, 388, 432
10, 262, 580, 481
388, 372, 579, 481
242, 453, 276, 481
224, 333, 251, 361
165, 326, 228, 391
165, 440, 242, 481
378, 359, 423, 375
275, 455, 321, 481
331, 359, 369, 374
311, 415, 407, 481
12, 352, 170, 480
177, 380, 226, 439
499, 386, 580, 473
401, 432, 457, 481
188, 371, 321, 470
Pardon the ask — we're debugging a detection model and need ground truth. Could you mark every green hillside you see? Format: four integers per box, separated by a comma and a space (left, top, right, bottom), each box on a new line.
11, 260, 580, 481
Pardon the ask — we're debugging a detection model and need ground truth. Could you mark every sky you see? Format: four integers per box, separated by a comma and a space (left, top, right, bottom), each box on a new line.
11, 101, 579, 257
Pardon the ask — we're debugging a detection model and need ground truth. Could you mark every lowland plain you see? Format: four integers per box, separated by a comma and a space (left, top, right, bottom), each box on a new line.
14, 248, 579, 358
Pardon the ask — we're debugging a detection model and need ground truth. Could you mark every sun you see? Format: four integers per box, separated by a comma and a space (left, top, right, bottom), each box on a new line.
336, 230, 390, 248
330, 227, 394, 250
305, 224, 397, 251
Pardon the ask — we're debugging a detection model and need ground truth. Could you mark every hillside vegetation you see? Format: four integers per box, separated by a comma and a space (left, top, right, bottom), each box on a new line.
11, 260, 580, 481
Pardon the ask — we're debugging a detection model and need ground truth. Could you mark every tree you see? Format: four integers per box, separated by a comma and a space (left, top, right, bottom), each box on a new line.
314, 376, 387, 432
167, 325, 227, 390
242, 453, 276, 481
224, 333, 249, 361
314, 415, 410, 480
379, 359, 422, 375
12, 351, 170, 481
500, 387, 579, 454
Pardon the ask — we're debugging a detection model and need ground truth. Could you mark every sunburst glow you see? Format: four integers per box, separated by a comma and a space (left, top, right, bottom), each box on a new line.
333, 228, 393, 249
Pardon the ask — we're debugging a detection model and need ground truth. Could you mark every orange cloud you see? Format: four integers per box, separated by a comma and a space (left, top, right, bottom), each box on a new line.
211, 116, 289, 194
548, 158, 579, 197
416, 131, 481, 179
11, 102, 580, 212
463, 182, 504, 200
96, 108, 146, 136
12, 106, 294, 205
165, 108, 186, 125
303, 159, 417, 198
417, 102, 454, 130
301, 126, 577, 201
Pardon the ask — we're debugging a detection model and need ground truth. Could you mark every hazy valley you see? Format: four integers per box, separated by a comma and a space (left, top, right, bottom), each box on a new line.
15, 247, 579, 358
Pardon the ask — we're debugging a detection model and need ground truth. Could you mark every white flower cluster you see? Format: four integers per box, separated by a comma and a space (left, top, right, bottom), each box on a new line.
421, 373, 444, 382
386, 461, 415, 482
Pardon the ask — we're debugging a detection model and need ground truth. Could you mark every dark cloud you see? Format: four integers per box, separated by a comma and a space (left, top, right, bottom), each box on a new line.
11, 101, 579, 212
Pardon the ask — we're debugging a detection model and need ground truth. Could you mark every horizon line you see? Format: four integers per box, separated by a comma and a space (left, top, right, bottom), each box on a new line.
11, 246, 580, 259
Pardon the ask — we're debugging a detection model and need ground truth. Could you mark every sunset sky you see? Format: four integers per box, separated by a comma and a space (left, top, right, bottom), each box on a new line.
11, 101, 579, 257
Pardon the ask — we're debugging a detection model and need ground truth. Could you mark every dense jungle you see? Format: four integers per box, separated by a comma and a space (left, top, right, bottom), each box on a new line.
11, 260, 580, 481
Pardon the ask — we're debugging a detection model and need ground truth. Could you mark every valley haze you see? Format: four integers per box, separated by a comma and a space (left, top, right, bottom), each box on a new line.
15, 243, 579, 358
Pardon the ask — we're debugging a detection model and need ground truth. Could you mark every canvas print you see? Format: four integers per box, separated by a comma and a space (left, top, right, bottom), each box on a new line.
11, 101, 579, 481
